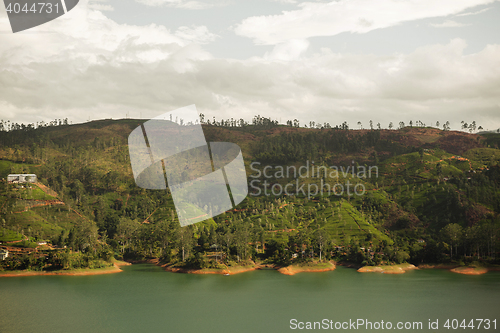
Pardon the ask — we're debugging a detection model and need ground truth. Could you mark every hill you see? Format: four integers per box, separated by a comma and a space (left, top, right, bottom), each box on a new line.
0, 118, 499, 270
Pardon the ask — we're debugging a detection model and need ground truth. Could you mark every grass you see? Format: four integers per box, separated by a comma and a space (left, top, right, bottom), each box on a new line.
291, 261, 333, 268
278, 261, 336, 275
27, 186, 56, 200
3, 240, 38, 248
7, 204, 89, 241
464, 148, 500, 167
0, 160, 15, 178
0, 160, 37, 178
0, 228, 24, 242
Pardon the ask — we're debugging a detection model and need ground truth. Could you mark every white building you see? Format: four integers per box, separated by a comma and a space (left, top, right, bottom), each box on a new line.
7, 174, 37, 184
0, 249, 9, 260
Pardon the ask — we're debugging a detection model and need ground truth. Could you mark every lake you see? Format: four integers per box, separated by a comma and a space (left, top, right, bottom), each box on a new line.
0, 265, 499, 332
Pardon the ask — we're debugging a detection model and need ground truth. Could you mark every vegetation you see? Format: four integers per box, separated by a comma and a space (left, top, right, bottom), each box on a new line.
0, 116, 499, 272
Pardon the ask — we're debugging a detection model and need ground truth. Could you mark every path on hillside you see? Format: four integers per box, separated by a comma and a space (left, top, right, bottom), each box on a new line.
13, 200, 65, 213
4, 234, 29, 244
345, 208, 364, 233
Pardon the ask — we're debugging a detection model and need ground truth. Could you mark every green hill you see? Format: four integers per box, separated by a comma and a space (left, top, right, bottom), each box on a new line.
0, 118, 498, 270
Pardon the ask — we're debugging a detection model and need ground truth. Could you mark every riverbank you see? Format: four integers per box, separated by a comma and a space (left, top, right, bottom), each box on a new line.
164, 264, 257, 275
450, 266, 488, 275
3, 259, 497, 277
162, 261, 336, 276
0, 260, 130, 278
278, 261, 336, 275
418, 263, 497, 275
357, 263, 417, 274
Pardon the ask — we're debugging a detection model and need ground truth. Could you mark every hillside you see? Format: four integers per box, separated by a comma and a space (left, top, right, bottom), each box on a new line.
0, 118, 499, 271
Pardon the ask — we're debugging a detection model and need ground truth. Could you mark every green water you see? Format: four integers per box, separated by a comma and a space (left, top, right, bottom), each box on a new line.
0, 265, 499, 333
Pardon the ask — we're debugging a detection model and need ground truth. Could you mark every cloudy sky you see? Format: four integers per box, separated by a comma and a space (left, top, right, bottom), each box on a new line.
1, 0, 499, 131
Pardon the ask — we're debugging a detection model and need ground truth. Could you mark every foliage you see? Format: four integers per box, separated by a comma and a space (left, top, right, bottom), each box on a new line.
0, 118, 498, 269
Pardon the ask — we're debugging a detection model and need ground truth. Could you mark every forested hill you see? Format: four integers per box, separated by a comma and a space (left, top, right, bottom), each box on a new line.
0, 117, 499, 270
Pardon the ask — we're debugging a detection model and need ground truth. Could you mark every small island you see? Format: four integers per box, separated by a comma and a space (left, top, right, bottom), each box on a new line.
357, 263, 417, 274
450, 266, 488, 275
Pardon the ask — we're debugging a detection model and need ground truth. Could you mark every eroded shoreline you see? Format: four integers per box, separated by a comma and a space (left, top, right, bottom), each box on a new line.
2, 259, 497, 277
163, 261, 336, 276
0, 261, 131, 278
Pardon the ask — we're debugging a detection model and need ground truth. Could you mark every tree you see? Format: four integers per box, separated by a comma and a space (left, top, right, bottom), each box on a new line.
418, 148, 424, 162
443, 121, 450, 131
115, 217, 138, 254
234, 222, 250, 261
177, 226, 194, 262
222, 228, 233, 261
442, 223, 463, 260
395, 250, 410, 264
469, 121, 476, 133
314, 228, 328, 261
436, 163, 442, 177
388, 122, 393, 130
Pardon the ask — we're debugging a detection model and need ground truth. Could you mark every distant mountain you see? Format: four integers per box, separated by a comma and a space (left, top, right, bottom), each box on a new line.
478, 128, 500, 135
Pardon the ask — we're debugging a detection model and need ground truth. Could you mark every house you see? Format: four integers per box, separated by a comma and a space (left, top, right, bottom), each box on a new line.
7, 174, 37, 184
0, 249, 9, 260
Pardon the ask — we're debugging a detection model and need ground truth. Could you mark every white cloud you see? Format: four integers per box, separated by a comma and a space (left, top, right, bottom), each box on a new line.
175, 26, 218, 44
430, 20, 471, 28
269, 0, 298, 3
2, 23, 500, 131
234, 0, 497, 45
456, 7, 491, 16
0, 1, 499, 131
88, 4, 114, 11
134, 0, 218, 9
0, 0, 215, 67
264, 39, 310, 61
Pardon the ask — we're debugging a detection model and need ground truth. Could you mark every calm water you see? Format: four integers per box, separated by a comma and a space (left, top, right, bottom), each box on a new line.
0, 265, 499, 333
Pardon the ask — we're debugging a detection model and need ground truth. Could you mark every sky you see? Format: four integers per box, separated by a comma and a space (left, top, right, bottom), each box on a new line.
0, 0, 499, 131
